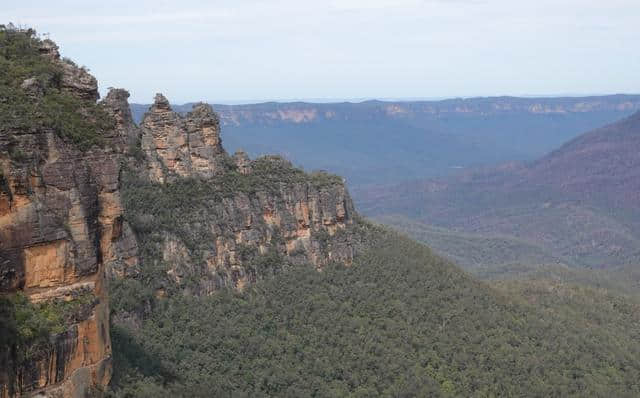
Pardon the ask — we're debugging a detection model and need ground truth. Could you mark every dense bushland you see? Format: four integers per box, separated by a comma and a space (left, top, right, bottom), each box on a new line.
0, 291, 97, 368
109, 227, 640, 397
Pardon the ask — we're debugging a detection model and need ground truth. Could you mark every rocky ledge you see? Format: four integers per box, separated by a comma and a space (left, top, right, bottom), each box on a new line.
118, 94, 359, 296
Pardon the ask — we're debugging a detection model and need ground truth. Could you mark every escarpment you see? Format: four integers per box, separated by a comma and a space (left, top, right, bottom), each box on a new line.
0, 30, 135, 397
2, 27, 361, 397
118, 95, 359, 296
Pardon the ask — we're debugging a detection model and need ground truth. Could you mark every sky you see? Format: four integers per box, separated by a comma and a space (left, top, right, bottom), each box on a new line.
2, 0, 640, 104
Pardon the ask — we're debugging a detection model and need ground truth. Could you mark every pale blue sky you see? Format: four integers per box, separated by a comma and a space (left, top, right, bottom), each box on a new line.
3, 0, 639, 103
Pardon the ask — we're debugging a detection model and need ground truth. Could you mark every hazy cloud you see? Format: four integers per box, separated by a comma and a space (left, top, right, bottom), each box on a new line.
2, 0, 638, 103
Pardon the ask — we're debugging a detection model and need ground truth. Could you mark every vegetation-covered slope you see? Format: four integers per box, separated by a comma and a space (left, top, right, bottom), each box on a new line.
108, 227, 640, 397
374, 214, 557, 269
0, 25, 113, 149
357, 111, 640, 270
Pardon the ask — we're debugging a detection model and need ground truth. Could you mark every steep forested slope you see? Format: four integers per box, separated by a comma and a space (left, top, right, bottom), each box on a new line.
108, 227, 640, 397
357, 111, 640, 269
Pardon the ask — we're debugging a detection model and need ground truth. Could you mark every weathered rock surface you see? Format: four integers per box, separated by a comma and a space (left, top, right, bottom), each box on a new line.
2, 34, 361, 397
140, 95, 227, 183
37, 40, 98, 102
122, 96, 359, 296
0, 44, 134, 397
194, 174, 356, 294
232, 150, 252, 175
0, 137, 115, 398
101, 89, 139, 152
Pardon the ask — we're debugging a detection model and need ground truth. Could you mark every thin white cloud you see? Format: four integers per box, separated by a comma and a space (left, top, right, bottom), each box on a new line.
17, 10, 235, 27
330, 0, 425, 10
2, 0, 638, 103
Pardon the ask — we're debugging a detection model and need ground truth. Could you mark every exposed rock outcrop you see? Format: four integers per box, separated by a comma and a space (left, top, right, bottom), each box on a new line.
101, 89, 139, 152
59, 62, 98, 102
123, 95, 359, 296
37, 39, 98, 102
140, 95, 227, 183
232, 150, 252, 175
0, 37, 133, 397
0, 135, 117, 398
2, 31, 361, 397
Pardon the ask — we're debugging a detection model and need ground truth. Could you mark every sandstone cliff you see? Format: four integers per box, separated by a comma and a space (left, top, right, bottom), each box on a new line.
0, 30, 134, 397
140, 94, 227, 183
1, 28, 362, 397
0, 134, 115, 398
116, 94, 358, 297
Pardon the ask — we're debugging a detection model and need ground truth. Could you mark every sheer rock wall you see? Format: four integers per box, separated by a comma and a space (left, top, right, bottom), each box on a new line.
0, 39, 135, 397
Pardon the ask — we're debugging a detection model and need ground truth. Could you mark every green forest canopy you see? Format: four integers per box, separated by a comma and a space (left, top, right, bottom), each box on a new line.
109, 227, 640, 397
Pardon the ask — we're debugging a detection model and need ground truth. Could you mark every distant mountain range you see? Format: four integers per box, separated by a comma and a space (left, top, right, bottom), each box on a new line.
131, 94, 640, 186
356, 111, 640, 269
7, 27, 640, 397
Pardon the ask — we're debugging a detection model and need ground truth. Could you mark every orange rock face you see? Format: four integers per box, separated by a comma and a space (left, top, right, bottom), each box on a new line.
23, 240, 71, 289
0, 42, 137, 396
140, 95, 228, 183
0, 134, 121, 397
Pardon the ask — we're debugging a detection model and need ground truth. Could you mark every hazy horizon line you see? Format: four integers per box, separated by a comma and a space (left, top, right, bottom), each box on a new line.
127, 92, 640, 106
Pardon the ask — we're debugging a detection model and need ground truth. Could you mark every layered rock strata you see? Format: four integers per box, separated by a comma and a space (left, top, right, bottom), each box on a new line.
140, 94, 227, 183
1, 33, 361, 397
0, 39, 135, 397
122, 96, 358, 295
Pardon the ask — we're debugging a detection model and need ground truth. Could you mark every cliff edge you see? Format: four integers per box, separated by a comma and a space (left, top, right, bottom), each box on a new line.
115, 93, 358, 298
0, 28, 135, 397
1, 27, 361, 396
